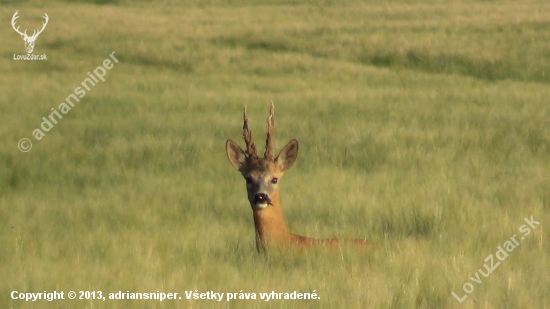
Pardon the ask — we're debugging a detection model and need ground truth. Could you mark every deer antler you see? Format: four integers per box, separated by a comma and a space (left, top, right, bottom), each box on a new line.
243, 106, 258, 158
11, 11, 49, 54
11, 11, 48, 39
31, 13, 49, 39
11, 11, 49, 38
11, 11, 26, 37
264, 101, 275, 160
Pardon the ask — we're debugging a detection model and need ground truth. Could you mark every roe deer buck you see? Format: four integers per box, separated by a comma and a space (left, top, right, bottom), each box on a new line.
226, 102, 372, 251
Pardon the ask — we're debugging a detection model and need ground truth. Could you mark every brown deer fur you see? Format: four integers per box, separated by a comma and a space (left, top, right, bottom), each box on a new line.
226, 102, 372, 251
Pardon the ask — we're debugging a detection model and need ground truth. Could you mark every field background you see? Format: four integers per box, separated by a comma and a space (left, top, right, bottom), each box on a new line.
1, 0, 549, 308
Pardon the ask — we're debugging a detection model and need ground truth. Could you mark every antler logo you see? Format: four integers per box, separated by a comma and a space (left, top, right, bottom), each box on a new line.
11, 11, 49, 54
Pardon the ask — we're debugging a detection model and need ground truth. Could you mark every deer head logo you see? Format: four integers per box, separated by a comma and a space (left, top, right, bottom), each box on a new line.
11, 11, 49, 54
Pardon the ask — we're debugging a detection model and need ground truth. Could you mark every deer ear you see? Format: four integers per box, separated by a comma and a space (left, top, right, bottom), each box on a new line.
226, 140, 248, 170
275, 139, 298, 172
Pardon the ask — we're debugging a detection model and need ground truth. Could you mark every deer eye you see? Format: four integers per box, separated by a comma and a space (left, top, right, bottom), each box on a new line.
271, 177, 278, 184
245, 177, 253, 184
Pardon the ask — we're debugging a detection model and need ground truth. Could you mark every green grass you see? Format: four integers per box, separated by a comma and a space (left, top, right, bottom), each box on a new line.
1, 0, 549, 308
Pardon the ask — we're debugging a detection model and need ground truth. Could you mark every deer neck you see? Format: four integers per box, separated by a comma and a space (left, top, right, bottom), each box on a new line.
252, 191, 290, 247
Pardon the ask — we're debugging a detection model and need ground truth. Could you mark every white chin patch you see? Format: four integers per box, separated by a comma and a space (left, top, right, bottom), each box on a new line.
254, 203, 269, 209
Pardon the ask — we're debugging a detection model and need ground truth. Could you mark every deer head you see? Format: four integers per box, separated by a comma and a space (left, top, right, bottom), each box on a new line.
226, 103, 372, 251
226, 102, 298, 210
11, 11, 49, 54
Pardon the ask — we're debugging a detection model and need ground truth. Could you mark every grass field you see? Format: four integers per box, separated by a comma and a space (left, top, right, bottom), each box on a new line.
1, 0, 549, 308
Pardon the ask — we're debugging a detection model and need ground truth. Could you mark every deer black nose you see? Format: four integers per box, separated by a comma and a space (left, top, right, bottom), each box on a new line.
254, 193, 270, 204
